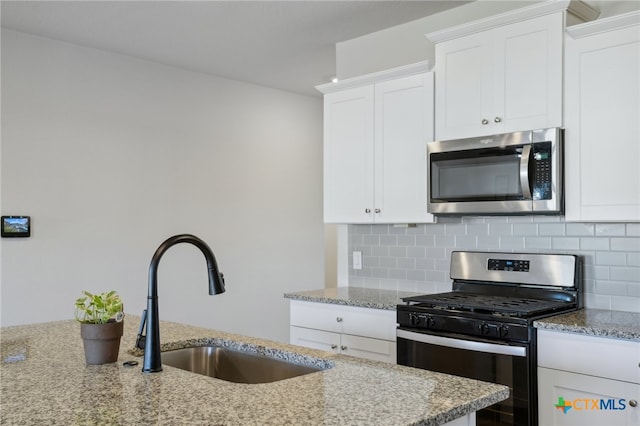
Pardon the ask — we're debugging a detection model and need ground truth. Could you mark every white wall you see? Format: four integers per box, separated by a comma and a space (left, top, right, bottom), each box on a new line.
0, 29, 324, 343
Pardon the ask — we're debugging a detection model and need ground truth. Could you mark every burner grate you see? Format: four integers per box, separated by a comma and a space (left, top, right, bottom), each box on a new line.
403, 292, 571, 317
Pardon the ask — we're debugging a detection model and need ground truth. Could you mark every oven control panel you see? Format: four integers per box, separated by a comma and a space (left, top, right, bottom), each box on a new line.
488, 258, 530, 272
397, 309, 531, 342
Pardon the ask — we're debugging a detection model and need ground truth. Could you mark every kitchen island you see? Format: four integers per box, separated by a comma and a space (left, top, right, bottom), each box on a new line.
1, 317, 508, 425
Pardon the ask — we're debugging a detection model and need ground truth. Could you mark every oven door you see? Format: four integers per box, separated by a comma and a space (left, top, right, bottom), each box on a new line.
397, 328, 534, 426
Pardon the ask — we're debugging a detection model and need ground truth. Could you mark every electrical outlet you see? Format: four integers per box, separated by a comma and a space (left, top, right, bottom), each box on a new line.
352, 251, 362, 270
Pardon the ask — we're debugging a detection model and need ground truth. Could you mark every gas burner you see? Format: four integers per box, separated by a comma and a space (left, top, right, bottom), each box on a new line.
403, 292, 574, 318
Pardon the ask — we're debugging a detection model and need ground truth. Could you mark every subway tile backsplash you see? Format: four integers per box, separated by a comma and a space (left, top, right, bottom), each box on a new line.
348, 216, 640, 313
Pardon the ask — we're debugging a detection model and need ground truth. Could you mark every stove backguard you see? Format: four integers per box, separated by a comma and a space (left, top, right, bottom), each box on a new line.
450, 251, 581, 289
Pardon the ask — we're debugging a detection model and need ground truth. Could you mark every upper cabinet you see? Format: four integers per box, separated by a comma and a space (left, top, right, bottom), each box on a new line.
427, 7, 567, 141
322, 85, 375, 223
318, 63, 435, 224
564, 11, 640, 222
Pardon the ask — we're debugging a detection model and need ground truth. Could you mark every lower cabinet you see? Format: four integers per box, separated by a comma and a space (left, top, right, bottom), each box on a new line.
538, 368, 639, 426
289, 300, 396, 363
537, 329, 640, 425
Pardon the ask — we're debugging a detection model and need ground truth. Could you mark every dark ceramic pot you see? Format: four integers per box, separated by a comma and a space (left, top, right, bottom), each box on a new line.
80, 321, 124, 365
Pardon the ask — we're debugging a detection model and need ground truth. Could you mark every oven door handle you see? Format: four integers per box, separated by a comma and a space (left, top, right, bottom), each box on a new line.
397, 329, 527, 357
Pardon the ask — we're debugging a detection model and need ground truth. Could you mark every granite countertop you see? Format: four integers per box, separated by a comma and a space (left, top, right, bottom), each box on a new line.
284, 287, 419, 310
1, 317, 508, 425
289, 289, 640, 343
534, 309, 640, 341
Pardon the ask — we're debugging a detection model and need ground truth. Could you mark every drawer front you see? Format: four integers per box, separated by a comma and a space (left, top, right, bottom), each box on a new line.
290, 300, 343, 333
290, 300, 397, 341
538, 329, 640, 384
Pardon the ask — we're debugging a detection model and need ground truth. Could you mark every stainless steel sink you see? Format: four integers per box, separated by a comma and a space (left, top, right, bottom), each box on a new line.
161, 346, 324, 384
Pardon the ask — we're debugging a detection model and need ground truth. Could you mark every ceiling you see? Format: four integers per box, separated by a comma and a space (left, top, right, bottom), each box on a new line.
0, 1, 472, 97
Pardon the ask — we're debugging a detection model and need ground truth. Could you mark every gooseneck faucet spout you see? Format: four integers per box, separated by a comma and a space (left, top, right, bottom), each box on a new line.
141, 234, 225, 373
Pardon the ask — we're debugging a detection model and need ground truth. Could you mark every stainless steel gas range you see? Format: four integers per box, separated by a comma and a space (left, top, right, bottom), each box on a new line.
397, 251, 582, 426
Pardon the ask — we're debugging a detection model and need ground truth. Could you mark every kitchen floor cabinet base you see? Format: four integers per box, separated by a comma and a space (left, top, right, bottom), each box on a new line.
538, 368, 640, 425
538, 329, 640, 425
289, 300, 397, 364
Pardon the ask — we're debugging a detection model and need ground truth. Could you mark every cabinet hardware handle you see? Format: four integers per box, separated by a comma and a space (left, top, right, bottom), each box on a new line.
336, 317, 343, 323
331, 344, 338, 350
630, 400, 638, 408
374, 208, 381, 213
481, 119, 489, 125
341, 346, 347, 351
494, 116, 502, 123
365, 208, 371, 214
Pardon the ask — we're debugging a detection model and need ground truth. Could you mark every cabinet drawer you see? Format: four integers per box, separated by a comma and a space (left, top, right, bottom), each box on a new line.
538, 329, 640, 384
289, 300, 396, 341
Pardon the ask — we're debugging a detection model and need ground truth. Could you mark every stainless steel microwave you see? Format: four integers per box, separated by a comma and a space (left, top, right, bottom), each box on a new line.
427, 128, 563, 215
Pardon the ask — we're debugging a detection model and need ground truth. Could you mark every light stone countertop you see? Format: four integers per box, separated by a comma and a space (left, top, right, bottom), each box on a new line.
534, 308, 640, 341
284, 287, 420, 310
1, 317, 508, 425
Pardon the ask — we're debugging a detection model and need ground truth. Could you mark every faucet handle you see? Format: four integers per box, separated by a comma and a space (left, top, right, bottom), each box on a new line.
135, 309, 147, 350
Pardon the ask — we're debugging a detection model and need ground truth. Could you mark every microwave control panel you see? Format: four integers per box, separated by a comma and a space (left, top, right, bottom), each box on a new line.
532, 142, 552, 200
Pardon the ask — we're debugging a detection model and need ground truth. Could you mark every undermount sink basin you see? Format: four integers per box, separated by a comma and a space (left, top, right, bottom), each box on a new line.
161, 346, 324, 384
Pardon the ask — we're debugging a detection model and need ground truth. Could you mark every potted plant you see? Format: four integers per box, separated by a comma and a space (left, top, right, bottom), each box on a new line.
75, 290, 125, 365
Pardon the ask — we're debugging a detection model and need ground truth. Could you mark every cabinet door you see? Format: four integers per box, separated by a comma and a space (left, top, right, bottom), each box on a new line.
565, 23, 640, 221
435, 31, 493, 140
290, 326, 340, 353
323, 85, 375, 223
290, 300, 397, 341
435, 12, 563, 140
538, 367, 640, 425
374, 73, 434, 223
341, 334, 396, 363
494, 12, 563, 133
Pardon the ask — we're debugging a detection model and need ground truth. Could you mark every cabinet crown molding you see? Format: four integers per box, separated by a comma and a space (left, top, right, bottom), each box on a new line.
566, 10, 640, 38
425, 0, 598, 43
315, 60, 431, 95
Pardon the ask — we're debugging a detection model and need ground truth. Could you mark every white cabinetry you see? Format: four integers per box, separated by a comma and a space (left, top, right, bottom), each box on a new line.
537, 329, 640, 425
564, 11, 640, 222
289, 300, 397, 363
322, 85, 374, 223
429, 11, 563, 140
320, 64, 434, 224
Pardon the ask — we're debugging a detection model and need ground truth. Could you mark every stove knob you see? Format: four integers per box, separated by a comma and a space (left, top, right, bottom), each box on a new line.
479, 322, 490, 335
499, 325, 509, 337
425, 316, 436, 328
409, 313, 421, 326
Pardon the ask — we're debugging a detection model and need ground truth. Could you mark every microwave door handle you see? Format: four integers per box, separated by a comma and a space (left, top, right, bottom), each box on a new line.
520, 145, 533, 199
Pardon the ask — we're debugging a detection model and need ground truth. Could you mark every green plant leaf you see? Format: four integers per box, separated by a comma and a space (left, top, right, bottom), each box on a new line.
75, 290, 124, 324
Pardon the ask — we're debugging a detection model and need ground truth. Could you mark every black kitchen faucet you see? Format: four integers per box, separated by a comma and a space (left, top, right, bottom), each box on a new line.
136, 234, 225, 373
